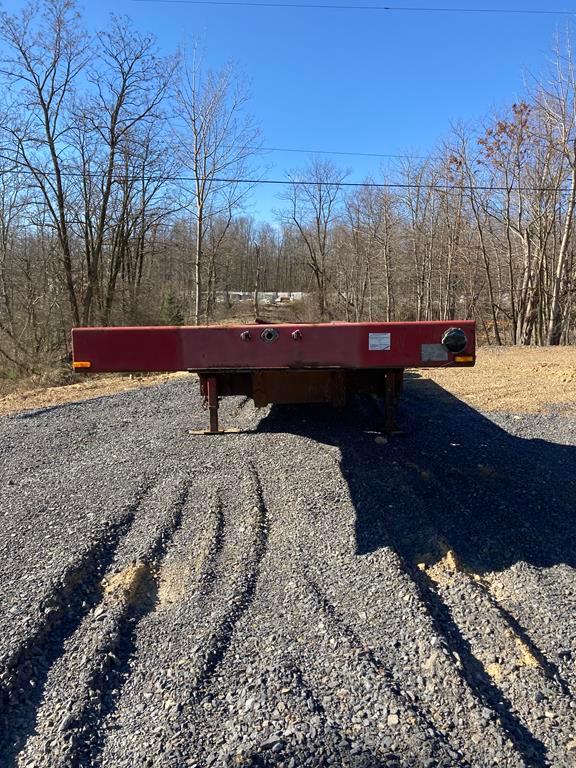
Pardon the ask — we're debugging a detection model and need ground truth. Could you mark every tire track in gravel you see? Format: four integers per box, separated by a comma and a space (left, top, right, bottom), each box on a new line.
191, 461, 270, 697
393, 455, 576, 766
487, 566, 576, 694
304, 577, 471, 767
98, 462, 271, 767
419, 545, 576, 766
59, 484, 190, 767
0, 482, 152, 766
247, 661, 392, 767
12, 479, 189, 768
396, 553, 549, 767
365, 482, 550, 766
203, 658, 393, 768
196, 491, 225, 599
94, 482, 229, 767
300, 548, 521, 766
321, 425, 551, 767
472, 569, 572, 697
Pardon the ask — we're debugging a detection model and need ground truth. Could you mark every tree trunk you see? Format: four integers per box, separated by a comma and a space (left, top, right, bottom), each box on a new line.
195, 206, 203, 325
547, 165, 576, 344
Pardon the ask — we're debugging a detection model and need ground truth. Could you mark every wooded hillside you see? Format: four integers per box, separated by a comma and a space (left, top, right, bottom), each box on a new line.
1, 0, 576, 380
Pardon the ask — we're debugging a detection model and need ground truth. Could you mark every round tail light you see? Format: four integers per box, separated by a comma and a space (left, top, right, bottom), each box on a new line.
442, 327, 467, 354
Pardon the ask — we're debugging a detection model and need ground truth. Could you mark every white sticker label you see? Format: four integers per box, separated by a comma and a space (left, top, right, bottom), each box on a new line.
368, 332, 391, 351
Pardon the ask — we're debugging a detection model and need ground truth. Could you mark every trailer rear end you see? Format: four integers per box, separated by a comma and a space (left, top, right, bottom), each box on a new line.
72, 320, 475, 432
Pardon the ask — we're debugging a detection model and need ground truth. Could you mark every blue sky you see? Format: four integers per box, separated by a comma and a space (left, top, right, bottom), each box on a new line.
1, 0, 573, 218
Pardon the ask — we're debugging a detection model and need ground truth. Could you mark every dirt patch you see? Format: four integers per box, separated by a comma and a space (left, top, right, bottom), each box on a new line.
510, 634, 541, 669
101, 562, 153, 604
156, 563, 188, 609
485, 662, 504, 682
417, 346, 576, 414
0, 372, 189, 418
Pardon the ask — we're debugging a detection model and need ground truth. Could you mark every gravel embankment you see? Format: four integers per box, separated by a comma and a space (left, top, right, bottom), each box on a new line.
1, 376, 575, 767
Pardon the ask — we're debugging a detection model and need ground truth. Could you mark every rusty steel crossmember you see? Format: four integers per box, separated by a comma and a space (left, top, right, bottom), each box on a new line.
71, 320, 475, 433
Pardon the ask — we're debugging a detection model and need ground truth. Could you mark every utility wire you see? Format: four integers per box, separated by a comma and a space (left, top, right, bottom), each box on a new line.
59, 130, 430, 160
260, 145, 428, 159
205, 177, 571, 192
0, 164, 570, 192
131, 1, 576, 15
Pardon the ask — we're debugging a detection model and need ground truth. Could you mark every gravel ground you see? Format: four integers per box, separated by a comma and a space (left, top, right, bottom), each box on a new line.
1, 375, 575, 767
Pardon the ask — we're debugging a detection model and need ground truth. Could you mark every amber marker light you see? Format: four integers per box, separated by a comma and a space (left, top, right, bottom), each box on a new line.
454, 356, 474, 363
73, 361, 92, 369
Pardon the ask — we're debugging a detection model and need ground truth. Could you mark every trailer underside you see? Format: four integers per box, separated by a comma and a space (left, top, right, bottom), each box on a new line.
197, 368, 405, 433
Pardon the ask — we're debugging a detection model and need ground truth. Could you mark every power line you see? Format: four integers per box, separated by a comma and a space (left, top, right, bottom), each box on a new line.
212, 177, 572, 192
1, 164, 570, 192
131, 1, 576, 15
260, 145, 428, 159
52, 128, 431, 160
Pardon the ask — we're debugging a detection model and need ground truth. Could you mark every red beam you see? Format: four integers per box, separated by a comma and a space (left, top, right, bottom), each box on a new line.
72, 321, 475, 373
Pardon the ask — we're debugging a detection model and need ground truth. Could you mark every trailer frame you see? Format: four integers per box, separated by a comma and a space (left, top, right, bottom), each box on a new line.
71, 320, 475, 434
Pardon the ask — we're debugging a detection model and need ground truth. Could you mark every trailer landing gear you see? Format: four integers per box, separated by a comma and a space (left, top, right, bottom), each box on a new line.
195, 370, 404, 435
190, 376, 242, 435
383, 370, 404, 434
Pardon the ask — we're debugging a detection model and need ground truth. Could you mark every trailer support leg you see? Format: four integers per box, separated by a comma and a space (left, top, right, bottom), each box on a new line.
384, 370, 402, 433
207, 376, 219, 434
192, 374, 245, 435
384, 372, 396, 432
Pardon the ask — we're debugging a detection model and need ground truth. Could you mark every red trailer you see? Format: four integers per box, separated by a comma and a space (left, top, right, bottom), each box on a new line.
72, 320, 475, 433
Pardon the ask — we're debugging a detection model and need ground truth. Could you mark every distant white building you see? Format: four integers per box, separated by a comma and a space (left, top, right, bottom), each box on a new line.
216, 290, 307, 304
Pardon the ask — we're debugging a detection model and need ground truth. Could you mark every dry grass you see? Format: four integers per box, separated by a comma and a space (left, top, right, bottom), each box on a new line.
418, 346, 576, 414
0, 372, 189, 418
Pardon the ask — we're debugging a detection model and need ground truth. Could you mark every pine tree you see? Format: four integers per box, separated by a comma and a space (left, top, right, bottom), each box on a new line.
159, 292, 185, 325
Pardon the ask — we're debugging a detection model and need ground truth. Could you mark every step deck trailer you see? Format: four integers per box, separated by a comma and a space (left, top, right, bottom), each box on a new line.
71, 320, 476, 433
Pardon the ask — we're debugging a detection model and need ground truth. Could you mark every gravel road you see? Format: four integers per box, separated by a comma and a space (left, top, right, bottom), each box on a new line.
1, 375, 575, 767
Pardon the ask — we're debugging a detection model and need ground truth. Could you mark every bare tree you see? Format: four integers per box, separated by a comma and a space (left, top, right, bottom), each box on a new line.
174, 52, 260, 324
0, 0, 88, 325
252, 242, 261, 319
281, 158, 346, 320
537, 38, 576, 344
344, 184, 397, 321
74, 15, 175, 324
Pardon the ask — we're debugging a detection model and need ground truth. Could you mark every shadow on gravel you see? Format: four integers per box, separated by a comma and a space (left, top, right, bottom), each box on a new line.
259, 376, 576, 575
10, 397, 109, 419
259, 377, 576, 767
